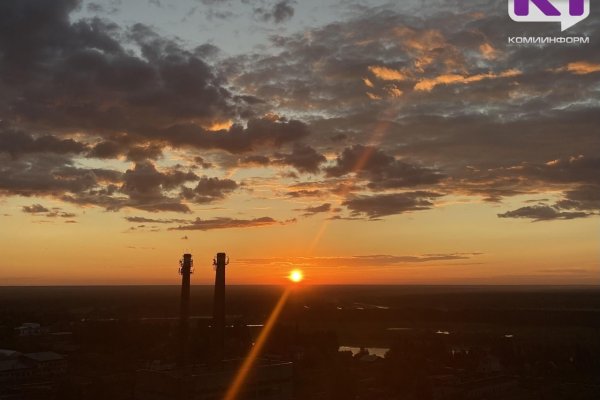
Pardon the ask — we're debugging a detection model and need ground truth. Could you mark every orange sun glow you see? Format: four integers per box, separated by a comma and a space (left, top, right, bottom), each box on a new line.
289, 269, 303, 283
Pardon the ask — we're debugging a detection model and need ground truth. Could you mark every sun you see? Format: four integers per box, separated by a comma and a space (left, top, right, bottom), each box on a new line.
289, 269, 303, 283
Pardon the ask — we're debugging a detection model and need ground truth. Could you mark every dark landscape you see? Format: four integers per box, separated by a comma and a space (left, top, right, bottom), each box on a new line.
2, 285, 600, 399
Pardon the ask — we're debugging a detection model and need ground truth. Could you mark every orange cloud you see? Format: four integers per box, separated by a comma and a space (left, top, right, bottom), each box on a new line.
386, 86, 403, 98
479, 43, 498, 60
368, 65, 409, 81
205, 120, 233, 131
554, 61, 600, 75
414, 69, 521, 92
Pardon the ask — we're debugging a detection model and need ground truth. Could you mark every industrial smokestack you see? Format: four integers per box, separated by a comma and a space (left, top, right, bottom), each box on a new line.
178, 253, 193, 366
212, 252, 228, 361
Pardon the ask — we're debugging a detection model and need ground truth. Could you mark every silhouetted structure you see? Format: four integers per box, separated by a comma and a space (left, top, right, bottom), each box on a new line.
212, 253, 228, 362
0, 350, 67, 399
178, 253, 193, 366
134, 252, 293, 400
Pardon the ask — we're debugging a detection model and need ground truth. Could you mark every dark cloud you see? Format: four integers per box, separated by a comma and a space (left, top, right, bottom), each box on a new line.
22, 204, 50, 214
343, 191, 444, 218
47, 210, 77, 218
326, 145, 443, 189
88, 141, 121, 159
87, 140, 163, 161
169, 216, 284, 231
493, 183, 600, 222
497, 205, 589, 222
240, 155, 271, 166
193, 156, 214, 169
518, 156, 600, 186
0, 0, 290, 157
194, 43, 220, 59
286, 189, 324, 198
330, 133, 347, 142
126, 144, 163, 162
297, 203, 331, 217
557, 185, 600, 212
181, 176, 238, 204
0, 128, 87, 158
273, 144, 326, 173
120, 161, 198, 212
228, 7, 600, 215
124, 216, 188, 224
255, 1, 295, 24
237, 143, 325, 173
1, 0, 599, 225
153, 116, 310, 154
0, 154, 120, 197
22, 203, 76, 218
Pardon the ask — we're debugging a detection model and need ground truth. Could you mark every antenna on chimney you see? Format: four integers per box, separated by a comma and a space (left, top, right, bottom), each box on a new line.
212, 252, 228, 362
178, 253, 193, 366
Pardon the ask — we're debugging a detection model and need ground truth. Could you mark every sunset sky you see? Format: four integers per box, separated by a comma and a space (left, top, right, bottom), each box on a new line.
0, 0, 598, 285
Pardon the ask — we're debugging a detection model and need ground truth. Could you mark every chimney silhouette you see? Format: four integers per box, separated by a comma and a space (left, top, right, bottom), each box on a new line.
178, 253, 193, 366
212, 252, 228, 361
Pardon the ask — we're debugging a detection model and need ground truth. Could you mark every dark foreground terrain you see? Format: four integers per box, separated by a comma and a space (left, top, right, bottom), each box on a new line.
1, 285, 600, 399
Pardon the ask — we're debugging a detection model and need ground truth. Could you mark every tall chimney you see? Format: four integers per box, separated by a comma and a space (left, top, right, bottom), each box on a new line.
178, 253, 193, 366
212, 252, 228, 361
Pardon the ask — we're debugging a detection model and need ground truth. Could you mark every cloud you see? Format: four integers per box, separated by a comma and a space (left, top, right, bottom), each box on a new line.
88, 141, 121, 159
553, 61, 600, 75
286, 189, 325, 198
297, 203, 331, 217
87, 140, 164, 162
368, 66, 409, 81
22, 204, 76, 218
152, 116, 310, 154
0, 153, 121, 197
193, 156, 214, 169
343, 192, 444, 218
22, 204, 50, 214
169, 216, 287, 231
237, 253, 482, 268
180, 176, 238, 204
518, 156, 600, 186
1, 1, 599, 226
413, 69, 522, 92
0, 128, 87, 158
121, 161, 197, 212
124, 216, 188, 224
237, 144, 325, 173
1, 1, 314, 161
497, 183, 600, 222
273, 144, 326, 173
497, 205, 589, 222
326, 145, 443, 189
557, 185, 600, 212
240, 155, 271, 166
255, 1, 295, 24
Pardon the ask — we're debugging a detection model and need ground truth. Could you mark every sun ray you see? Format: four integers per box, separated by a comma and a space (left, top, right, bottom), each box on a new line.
307, 107, 397, 253
223, 287, 292, 400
